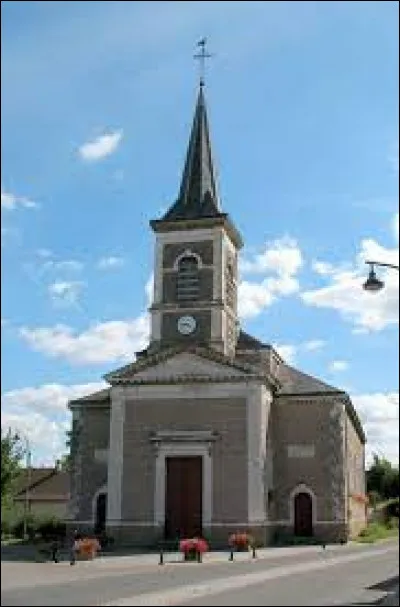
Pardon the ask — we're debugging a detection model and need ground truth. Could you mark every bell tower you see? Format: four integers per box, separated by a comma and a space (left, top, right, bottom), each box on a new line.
149, 72, 243, 356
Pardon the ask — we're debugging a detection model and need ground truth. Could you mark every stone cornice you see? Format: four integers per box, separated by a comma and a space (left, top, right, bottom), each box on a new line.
150, 214, 243, 250
107, 373, 266, 386
104, 343, 262, 384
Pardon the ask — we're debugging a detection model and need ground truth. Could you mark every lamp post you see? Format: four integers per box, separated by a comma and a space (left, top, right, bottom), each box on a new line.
22, 436, 32, 541
363, 261, 399, 292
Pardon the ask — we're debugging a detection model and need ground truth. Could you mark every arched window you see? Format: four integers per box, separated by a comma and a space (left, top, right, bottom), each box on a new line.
177, 255, 199, 301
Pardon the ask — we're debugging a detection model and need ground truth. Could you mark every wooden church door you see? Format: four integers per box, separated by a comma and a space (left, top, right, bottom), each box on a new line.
165, 456, 203, 540
294, 492, 313, 536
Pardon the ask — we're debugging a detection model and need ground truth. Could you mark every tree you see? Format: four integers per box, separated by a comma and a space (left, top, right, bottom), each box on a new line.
1, 428, 24, 503
55, 428, 73, 472
366, 454, 399, 501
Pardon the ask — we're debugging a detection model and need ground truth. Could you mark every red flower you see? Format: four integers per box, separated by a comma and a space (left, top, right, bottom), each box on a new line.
179, 537, 209, 554
228, 532, 254, 548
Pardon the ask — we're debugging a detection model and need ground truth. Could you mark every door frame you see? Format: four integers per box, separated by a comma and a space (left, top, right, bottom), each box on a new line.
289, 483, 317, 532
92, 484, 107, 528
154, 438, 213, 529
165, 455, 203, 539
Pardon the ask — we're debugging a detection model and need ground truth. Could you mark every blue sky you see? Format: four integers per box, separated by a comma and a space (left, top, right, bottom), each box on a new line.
1, 1, 399, 466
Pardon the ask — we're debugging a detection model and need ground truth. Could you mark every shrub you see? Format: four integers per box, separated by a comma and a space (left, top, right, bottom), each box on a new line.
357, 520, 398, 543
1, 517, 12, 538
37, 519, 66, 541
12, 515, 38, 540
383, 499, 399, 521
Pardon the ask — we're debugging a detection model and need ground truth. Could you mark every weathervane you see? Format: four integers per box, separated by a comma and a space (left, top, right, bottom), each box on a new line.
194, 38, 213, 87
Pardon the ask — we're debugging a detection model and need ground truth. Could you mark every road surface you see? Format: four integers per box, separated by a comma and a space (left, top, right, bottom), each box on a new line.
1, 541, 398, 606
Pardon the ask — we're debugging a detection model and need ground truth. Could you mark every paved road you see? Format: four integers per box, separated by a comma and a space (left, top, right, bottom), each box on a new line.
1, 541, 398, 606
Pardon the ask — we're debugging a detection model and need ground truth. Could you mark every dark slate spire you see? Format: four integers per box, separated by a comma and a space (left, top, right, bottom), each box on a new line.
161, 86, 221, 221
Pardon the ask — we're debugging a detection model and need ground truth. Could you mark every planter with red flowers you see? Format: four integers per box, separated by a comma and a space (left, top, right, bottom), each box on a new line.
179, 537, 209, 562
76, 537, 101, 560
228, 532, 254, 552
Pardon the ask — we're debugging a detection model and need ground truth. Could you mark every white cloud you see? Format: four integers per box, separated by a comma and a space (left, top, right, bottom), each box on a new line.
25, 254, 84, 283
272, 343, 297, 365
238, 237, 303, 318
271, 338, 326, 364
1, 382, 106, 465
48, 280, 85, 306
1, 188, 38, 211
240, 236, 302, 275
36, 248, 53, 258
97, 256, 125, 270
145, 273, 154, 306
311, 260, 337, 276
302, 222, 399, 332
238, 281, 274, 318
302, 339, 326, 352
352, 392, 399, 465
78, 130, 123, 162
49, 259, 83, 272
329, 360, 349, 372
19, 315, 150, 365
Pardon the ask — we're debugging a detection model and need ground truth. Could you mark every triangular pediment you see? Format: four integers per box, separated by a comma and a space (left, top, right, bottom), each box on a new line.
105, 346, 261, 385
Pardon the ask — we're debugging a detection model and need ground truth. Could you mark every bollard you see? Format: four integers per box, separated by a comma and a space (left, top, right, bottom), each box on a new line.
159, 547, 164, 565
229, 549, 234, 562
197, 550, 202, 563
252, 545, 256, 559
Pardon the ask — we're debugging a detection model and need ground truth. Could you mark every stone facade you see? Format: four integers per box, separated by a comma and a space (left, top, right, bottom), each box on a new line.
67, 83, 367, 547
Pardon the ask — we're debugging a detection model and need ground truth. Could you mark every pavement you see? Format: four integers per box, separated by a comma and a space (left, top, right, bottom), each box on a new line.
1, 539, 398, 606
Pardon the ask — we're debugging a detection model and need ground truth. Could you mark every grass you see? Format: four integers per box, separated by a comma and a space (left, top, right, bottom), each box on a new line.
355, 520, 399, 544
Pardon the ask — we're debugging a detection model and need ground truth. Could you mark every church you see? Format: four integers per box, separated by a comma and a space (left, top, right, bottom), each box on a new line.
68, 78, 366, 547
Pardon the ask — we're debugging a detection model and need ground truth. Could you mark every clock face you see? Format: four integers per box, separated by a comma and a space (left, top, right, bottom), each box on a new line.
177, 315, 197, 335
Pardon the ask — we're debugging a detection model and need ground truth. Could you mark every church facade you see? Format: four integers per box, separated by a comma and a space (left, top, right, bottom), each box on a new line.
68, 84, 366, 547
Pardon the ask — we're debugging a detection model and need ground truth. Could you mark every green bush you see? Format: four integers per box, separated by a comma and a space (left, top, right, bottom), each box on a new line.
12, 514, 38, 540
383, 499, 399, 520
37, 519, 66, 541
357, 520, 398, 543
1, 517, 12, 538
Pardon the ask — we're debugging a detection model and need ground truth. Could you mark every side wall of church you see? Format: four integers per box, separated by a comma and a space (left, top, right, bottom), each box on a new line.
71, 404, 110, 524
345, 413, 367, 538
270, 397, 347, 542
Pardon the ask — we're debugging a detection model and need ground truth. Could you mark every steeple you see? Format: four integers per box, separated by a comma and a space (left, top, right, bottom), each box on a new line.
161, 85, 221, 221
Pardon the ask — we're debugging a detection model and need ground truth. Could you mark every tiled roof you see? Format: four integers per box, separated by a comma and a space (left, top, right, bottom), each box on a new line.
69, 387, 110, 405
13, 468, 70, 501
236, 330, 268, 350
278, 364, 343, 396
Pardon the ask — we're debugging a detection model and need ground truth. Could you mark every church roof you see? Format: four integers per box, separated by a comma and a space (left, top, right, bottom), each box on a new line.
161, 86, 221, 221
69, 387, 110, 407
104, 343, 264, 385
278, 364, 343, 396
236, 330, 268, 350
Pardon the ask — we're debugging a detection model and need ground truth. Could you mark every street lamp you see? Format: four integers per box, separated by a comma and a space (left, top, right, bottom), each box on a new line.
363, 261, 399, 292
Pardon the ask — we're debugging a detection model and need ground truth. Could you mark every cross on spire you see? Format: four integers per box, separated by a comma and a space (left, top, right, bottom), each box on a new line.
194, 38, 213, 87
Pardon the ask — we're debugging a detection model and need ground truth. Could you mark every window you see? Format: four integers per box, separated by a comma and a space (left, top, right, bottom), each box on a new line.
177, 255, 199, 301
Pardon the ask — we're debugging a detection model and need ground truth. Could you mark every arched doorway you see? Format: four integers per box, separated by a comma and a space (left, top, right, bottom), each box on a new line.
294, 492, 313, 537
94, 492, 107, 534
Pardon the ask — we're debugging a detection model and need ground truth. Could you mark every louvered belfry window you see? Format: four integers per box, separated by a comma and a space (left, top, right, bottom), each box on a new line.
177, 255, 199, 301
